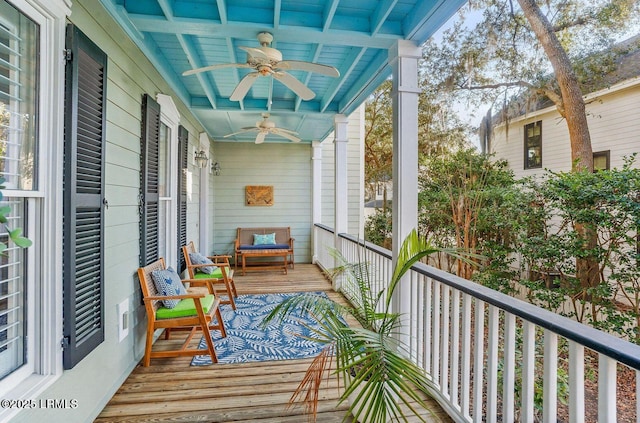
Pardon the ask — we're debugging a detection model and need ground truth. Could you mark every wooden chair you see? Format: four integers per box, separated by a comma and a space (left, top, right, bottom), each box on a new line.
182, 241, 238, 310
137, 258, 227, 367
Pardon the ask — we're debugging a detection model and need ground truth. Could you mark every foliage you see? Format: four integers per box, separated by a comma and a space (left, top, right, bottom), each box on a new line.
0, 176, 32, 254
422, 0, 640, 122
358, 148, 640, 343
262, 230, 446, 423
364, 208, 392, 249
418, 148, 531, 290
518, 157, 640, 340
364, 79, 471, 200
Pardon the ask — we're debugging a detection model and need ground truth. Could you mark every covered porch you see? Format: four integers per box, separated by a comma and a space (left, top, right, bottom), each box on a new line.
95, 263, 451, 423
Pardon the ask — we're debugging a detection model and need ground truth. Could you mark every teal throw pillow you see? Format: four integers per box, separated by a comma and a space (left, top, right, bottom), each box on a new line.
253, 233, 276, 245
151, 266, 187, 309
189, 252, 218, 274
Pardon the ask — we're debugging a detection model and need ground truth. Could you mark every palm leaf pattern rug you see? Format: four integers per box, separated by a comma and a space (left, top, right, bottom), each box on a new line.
191, 292, 330, 365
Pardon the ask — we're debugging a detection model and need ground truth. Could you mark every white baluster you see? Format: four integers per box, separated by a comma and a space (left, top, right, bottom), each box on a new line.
568, 341, 584, 423
543, 330, 558, 422
503, 313, 516, 422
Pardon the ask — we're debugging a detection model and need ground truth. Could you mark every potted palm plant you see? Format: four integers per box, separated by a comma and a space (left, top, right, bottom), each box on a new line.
262, 229, 454, 423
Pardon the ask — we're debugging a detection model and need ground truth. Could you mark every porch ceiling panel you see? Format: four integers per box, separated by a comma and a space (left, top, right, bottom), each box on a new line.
101, 0, 465, 144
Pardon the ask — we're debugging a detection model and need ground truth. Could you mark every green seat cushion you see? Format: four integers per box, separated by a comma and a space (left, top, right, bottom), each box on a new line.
194, 267, 230, 279
155, 294, 215, 319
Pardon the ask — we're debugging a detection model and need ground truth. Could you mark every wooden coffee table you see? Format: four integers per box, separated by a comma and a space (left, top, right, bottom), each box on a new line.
240, 249, 289, 275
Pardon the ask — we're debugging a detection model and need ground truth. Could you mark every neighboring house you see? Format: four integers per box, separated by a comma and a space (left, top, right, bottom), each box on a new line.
486, 36, 640, 177
0, 0, 464, 420
0, 1, 368, 422
364, 180, 392, 221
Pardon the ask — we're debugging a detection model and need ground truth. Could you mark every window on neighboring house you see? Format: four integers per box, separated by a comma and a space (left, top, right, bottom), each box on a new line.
0, 2, 38, 381
524, 121, 542, 169
593, 150, 610, 171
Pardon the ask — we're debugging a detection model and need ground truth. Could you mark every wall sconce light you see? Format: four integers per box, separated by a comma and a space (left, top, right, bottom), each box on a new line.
212, 161, 221, 176
194, 150, 209, 168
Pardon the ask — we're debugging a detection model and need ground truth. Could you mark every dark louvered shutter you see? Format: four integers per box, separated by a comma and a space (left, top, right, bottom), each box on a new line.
140, 94, 160, 266
177, 125, 188, 273
62, 25, 107, 369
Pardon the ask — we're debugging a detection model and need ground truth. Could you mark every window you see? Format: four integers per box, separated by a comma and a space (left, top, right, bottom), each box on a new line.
524, 121, 542, 169
158, 121, 171, 261
593, 150, 610, 171
0, 1, 38, 381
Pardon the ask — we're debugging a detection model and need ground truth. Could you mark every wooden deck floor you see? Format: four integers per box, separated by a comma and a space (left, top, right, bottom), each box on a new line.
95, 264, 451, 423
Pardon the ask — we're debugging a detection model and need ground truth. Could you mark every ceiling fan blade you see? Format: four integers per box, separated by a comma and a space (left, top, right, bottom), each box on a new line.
230, 72, 260, 101
239, 46, 269, 60
274, 127, 298, 135
271, 128, 301, 142
224, 128, 258, 138
255, 131, 267, 144
273, 71, 315, 100
183, 62, 251, 76
276, 60, 340, 77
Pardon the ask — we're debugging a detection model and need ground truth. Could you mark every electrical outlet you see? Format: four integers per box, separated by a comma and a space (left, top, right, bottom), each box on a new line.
117, 300, 129, 342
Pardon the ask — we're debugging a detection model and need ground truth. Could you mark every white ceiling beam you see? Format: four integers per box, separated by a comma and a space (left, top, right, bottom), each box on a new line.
371, 0, 397, 35
129, 15, 399, 49
323, 0, 340, 32
320, 47, 366, 113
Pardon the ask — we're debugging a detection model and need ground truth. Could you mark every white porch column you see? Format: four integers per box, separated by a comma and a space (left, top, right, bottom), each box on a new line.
311, 140, 323, 263
390, 40, 421, 339
198, 132, 210, 253
334, 114, 349, 290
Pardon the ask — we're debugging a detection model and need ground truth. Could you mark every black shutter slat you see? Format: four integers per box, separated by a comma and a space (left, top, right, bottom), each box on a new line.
177, 125, 188, 273
140, 94, 160, 266
62, 25, 107, 370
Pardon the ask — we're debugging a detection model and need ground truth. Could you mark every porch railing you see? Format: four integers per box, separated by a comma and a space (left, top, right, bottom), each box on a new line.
313, 224, 640, 423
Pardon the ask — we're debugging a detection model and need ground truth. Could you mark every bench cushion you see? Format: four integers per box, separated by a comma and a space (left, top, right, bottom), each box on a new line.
239, 243, 290, 251
155, 294, 216, 319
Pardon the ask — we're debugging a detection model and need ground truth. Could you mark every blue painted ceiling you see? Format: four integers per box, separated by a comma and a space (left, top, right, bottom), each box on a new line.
100, 0, 466, 144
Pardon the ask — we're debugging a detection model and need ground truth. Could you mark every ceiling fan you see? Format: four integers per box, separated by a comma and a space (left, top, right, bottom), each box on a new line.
183, 32, 339, 101
223, 113, 301, 144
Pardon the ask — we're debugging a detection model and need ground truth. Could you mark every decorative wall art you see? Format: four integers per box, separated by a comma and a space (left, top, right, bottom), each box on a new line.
245, 185, 274, 206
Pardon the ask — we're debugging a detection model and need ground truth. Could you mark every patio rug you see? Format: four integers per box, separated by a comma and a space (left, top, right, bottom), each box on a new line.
191, 291, 332, 365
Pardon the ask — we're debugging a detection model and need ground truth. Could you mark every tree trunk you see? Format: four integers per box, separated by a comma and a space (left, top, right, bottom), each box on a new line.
518, 0, 599, 289
517, 0, 593, 172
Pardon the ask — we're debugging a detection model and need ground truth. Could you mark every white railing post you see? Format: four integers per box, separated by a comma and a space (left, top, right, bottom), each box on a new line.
473, 300, 485, 423
522, 321, 536, 423
461, 293, 473, 420
598, 354, 617, 422
543, 330, 558, 423
503, 314, 516, 423
568, 341, 585, 423
487, 305, 499, 423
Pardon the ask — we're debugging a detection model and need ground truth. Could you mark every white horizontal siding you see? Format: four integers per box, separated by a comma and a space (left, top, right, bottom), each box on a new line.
491, 80, 640, 177
211, 142, 314, 261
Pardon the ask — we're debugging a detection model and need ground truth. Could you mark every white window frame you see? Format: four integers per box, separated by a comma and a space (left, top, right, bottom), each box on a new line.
0, 0, 69, 412
156, 94, 180, 269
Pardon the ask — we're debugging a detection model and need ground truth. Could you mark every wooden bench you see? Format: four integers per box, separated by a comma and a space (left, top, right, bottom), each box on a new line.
234, 227, 294, 275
